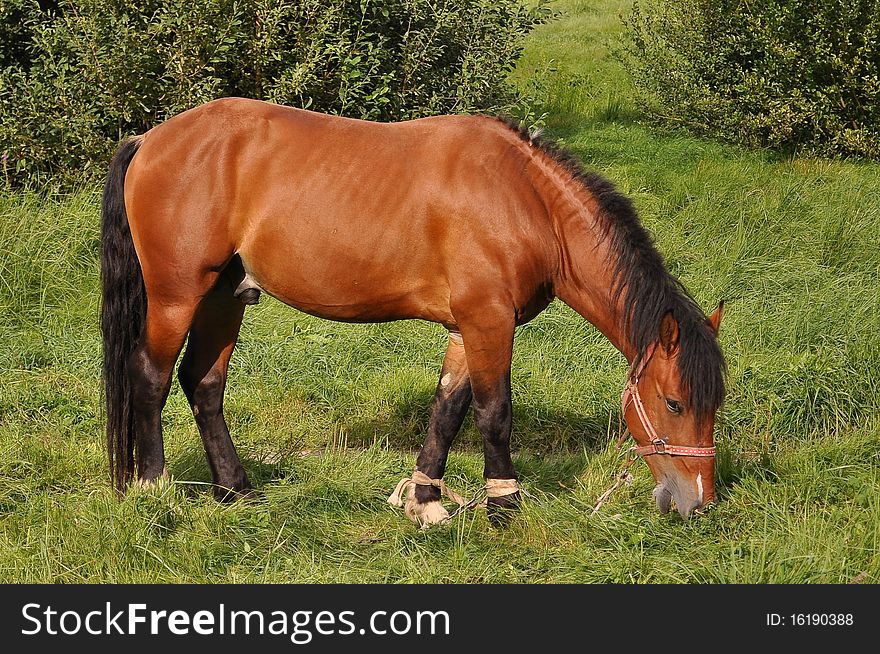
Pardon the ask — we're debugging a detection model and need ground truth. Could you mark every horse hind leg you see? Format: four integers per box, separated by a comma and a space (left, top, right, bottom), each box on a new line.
403, 332, 473, 526
178, 268, 251, 500
128, 299, 200, 487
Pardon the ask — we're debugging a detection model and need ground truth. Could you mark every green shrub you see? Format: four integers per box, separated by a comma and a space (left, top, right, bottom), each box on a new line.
0, 0, 549, 187
620, 0, 880, 159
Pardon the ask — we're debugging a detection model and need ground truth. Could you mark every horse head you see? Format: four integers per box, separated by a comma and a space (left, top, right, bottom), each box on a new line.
622, 302, 725, 518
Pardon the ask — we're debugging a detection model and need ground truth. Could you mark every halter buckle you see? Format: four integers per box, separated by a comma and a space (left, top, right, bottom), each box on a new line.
652, 439, 667, 454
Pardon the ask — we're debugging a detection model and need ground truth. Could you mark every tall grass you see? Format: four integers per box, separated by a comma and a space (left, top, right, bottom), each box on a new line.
0, 0, 878, 583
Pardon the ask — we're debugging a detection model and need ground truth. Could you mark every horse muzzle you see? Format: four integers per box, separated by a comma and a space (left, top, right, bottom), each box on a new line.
652, 460, 715, 519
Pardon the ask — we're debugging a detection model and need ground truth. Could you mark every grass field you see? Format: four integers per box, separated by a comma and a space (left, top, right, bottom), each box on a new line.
1, 0, 878, 583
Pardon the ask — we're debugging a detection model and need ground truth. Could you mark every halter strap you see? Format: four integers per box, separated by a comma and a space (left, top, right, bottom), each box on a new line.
620, 343, 716, 458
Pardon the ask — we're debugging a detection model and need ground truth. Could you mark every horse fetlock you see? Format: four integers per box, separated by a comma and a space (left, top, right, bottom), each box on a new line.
414, 482, 442, 504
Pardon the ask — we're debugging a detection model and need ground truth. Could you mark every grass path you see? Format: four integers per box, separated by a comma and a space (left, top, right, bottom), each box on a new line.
0, 1, 878, 583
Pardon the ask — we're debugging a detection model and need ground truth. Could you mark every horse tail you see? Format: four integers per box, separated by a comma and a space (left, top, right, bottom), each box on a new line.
100, 136, 144, 493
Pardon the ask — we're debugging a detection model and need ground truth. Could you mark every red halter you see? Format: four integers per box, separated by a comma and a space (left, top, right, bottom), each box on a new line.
620, 343, 716, 458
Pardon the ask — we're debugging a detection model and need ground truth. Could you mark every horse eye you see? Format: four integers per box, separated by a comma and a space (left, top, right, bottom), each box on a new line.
665, 399, 682, 414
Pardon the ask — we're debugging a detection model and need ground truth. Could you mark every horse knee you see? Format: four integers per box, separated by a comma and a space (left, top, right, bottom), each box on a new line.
473, 394, 515, 479
473, 399, 511, 442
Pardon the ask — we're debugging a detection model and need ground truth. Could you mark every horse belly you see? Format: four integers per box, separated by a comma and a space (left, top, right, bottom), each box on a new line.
237, 228, 452, 325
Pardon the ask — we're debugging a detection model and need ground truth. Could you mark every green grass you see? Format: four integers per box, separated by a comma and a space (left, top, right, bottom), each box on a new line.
1, 0, 878, 583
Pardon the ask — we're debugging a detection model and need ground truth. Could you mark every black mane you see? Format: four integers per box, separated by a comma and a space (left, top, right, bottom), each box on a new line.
497, 118, 726, 421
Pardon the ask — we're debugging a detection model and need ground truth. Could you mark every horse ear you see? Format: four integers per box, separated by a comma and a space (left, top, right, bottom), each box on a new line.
707, 300, 725, 336
659, 311, 680, 356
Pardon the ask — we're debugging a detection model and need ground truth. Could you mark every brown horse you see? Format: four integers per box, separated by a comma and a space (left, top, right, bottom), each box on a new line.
101, 97, 725, 524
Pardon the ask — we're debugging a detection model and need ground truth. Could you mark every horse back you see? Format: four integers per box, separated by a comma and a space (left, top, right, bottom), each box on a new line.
124, 98, 558, 327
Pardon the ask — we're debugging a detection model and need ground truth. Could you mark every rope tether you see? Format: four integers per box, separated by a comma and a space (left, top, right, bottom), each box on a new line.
388, 470, 526, 524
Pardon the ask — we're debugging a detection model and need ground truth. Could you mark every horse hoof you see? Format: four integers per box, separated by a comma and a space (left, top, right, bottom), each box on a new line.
134, 467, 169, 490
214, 486, 256, 502
404, 498, 450, 528
486, 492, 520, 528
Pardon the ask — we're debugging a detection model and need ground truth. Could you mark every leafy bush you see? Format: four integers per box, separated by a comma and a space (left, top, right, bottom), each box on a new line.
0, 0, 549, 187
620, 0, 880, 159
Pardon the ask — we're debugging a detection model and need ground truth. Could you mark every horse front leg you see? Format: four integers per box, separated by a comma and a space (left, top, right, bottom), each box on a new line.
457, 307, 519, 527
400, 332, 473, 526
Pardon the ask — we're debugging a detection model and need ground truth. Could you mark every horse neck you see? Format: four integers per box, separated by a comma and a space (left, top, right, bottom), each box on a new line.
548, 184, 636, 362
